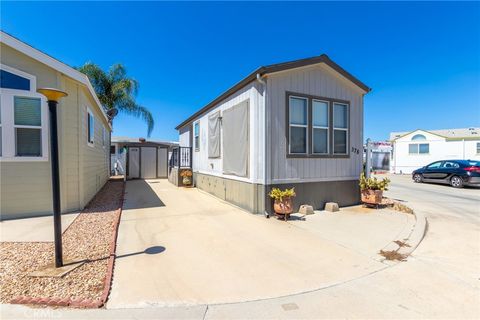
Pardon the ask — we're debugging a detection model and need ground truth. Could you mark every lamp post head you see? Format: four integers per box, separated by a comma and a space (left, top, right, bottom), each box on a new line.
37, 88, 68, 102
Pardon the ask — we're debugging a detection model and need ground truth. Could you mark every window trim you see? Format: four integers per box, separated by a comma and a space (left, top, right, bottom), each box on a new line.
193, 121, 200, 152
288, 95, 309, 155
0, 90, 48, 162
87, 107, 94, 147
285, 92, 350, 159
408, 143, 429, 155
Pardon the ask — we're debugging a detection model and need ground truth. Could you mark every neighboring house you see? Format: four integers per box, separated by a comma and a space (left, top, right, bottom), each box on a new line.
110, 136, 177, 179
0, 31, 111, 220
172, 54, 370, 214
390, 128, 480, 174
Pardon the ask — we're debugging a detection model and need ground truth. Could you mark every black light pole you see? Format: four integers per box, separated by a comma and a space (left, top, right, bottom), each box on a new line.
37, 88, 68, 268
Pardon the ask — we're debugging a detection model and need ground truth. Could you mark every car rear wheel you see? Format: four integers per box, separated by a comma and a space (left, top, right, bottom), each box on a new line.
413, 173, 423, 183
450, 176, 464, 188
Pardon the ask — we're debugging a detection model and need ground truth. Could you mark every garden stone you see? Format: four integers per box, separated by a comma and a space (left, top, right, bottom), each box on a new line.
325, 202, 339, 212
299, 205, 314, 215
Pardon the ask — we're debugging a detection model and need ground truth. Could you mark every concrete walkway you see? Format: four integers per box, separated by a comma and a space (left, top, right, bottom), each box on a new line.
107, 179, 412, 308
0, 212, 79, 242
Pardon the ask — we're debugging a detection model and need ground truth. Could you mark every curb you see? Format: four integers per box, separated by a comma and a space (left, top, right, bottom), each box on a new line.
379, 201, 427, 264
9, 179, 126, 308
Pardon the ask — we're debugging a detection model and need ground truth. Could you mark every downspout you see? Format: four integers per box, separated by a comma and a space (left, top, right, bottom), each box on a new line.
256, 73, 269, 217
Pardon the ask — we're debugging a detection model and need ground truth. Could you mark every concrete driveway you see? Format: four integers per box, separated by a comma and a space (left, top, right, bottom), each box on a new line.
107, 179, 412, 308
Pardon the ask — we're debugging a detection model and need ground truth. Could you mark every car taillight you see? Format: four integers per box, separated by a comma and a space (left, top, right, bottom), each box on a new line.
465, 166, 480, 173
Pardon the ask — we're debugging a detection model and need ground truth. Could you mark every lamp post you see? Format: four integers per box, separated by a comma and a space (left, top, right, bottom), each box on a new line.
37, 88, 68, 268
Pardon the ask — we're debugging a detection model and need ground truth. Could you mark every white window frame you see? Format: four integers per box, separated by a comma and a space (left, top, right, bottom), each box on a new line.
409, 143, 429, 155
288, 96, 309, 155
312, 99, 329, 155
194, 121, 200, 152
102, 126, 106, 148
87, 107, 94, 147
0, 65, 48, 162
332, 102, 349, 155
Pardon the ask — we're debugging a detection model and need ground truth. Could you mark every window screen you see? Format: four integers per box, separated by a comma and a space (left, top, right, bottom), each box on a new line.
289, 97, 308, 154
223, 100, 248, 177
333, 103, 348, 154
208, 111, 221, 158
16, 128, 41, 156
14, 97, 42, 157
312, 100, 328, 154
88, 111, 94, 144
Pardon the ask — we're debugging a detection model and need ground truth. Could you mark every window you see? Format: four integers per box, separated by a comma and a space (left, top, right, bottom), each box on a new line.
0, 65, 47, 161
312, 100, 328, 154
87, 109, 94, 145
333, 103, 348, 154
110, 145, 116, 154
102, 126, 106, 147
427, 161, 442, 169
409, 143, 429, 154
477, 142, 480, 154
411, 134, 426, 141
0, 69, 30, 91
14, 97, 42, 156
286, 93, 350, 157
289, 96, 308, 154
442, 161, 459, 169
194, 121, 200, 151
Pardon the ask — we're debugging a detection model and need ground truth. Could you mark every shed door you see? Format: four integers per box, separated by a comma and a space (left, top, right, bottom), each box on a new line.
141, 147, 157, 179
157, 148, 168, 178
128, 147, 140, 179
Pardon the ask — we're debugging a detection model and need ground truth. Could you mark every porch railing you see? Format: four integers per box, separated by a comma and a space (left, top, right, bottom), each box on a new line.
170, 146, 192, 168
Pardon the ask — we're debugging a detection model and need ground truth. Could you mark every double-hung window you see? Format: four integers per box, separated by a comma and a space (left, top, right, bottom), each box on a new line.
333, 103, 349, 155
312, 100, 329, 154
194, 121, 200, 151
14, 97, 42, 156
87, 109, 94, 146
0, 64, 48, 161
288, 96, 308, 154
287, 92, 350, 157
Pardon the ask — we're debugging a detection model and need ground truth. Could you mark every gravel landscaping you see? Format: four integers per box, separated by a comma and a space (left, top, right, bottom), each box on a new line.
0, 178, 124, 305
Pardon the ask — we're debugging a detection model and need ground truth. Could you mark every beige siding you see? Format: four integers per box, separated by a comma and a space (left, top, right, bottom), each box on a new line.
266, 63, 365, 183
0, 43, 111, 219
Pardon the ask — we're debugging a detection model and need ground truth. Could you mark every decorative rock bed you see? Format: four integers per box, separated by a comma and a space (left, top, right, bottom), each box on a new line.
0, 178, 125, 308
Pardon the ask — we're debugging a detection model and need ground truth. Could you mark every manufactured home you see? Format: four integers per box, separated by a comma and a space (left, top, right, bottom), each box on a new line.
390, 128, 480, 174
110, 136, 177, 179
0, 31, 111, 220
171, 55, 371, 214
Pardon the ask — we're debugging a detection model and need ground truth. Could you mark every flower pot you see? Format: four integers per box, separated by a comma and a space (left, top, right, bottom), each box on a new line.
361, 189, 383, 205
273, 197, 293, 220
182, 176, 191, 185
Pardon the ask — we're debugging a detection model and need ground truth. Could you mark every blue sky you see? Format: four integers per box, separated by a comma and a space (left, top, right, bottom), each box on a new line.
2, 1, 479, 141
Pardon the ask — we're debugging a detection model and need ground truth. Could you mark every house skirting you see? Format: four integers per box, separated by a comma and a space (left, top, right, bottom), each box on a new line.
264, 180, 360, 214
193, 172, 265, 214
192, 172, 359, 215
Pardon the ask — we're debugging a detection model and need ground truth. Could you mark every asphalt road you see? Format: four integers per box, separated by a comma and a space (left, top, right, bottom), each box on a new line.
381, 173, 480, 291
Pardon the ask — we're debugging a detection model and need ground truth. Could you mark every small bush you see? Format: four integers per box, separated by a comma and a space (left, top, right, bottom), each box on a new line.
269, 187, 296, 202
359, 173, 390, 191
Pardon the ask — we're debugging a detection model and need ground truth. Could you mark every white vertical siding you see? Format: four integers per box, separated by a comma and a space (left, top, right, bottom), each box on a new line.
266, 63, 365, 183
189, 81, 265, 184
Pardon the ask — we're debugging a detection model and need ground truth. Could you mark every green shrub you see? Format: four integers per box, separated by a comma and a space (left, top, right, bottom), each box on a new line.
269, 187, 296, 201
359, 173, 390, 191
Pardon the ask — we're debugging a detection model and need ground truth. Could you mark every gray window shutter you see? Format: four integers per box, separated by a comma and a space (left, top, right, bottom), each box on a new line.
222, 100, 249, 177
208, 111, 221, 158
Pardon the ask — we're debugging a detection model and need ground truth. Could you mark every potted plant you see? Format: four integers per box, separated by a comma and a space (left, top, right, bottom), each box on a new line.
359, 173, 390, 206
180, 170, 192, 186
269, 187, 296, 220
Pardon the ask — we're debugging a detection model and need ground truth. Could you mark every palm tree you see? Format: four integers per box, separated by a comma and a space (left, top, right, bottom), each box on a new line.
77, 62, 154, 136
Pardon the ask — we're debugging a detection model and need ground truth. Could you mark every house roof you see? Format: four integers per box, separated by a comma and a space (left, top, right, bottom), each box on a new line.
390, 128, 480, 141
112, 136, 178, 146
175, 54, 371, 130
0, 30, 111, 129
